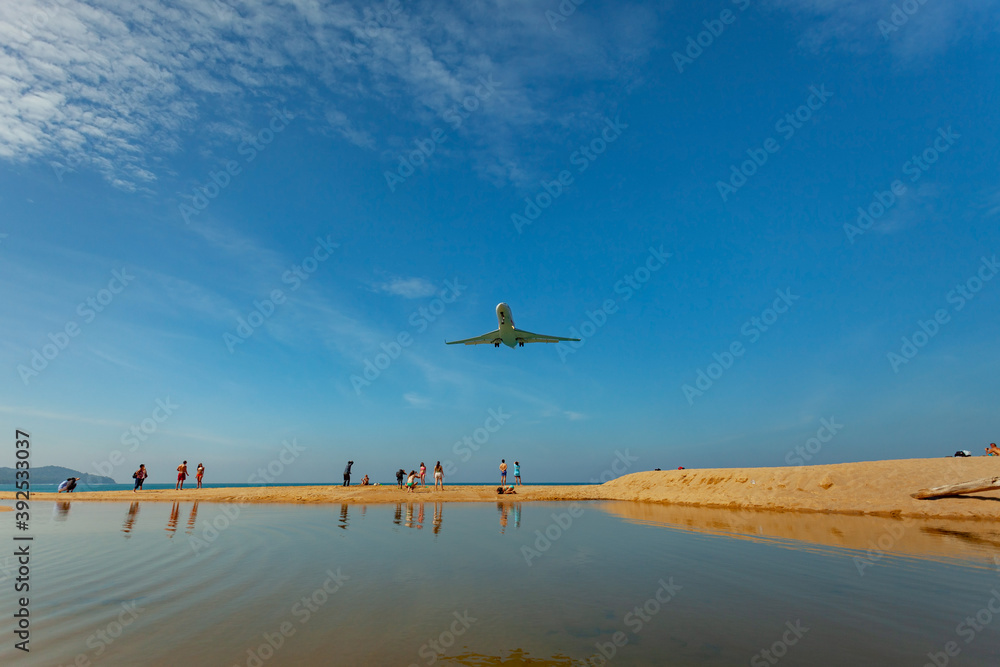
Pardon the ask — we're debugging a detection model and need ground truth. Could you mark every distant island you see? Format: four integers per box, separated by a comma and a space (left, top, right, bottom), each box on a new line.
0, 465, 116, 485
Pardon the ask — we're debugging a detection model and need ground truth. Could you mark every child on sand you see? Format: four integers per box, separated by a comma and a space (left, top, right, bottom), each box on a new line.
406, 471, 417, 492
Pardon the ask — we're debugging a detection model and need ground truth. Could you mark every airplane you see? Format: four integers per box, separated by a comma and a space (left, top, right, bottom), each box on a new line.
446, 302, 581, 348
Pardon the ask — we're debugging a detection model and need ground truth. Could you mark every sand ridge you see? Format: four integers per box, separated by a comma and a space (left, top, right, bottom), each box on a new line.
3, 458, 998, 520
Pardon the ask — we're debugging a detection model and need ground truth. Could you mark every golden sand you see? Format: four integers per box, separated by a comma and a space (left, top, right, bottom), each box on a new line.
4, 458, 997, 520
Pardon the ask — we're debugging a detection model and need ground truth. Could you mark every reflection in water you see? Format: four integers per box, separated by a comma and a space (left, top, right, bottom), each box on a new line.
497, 502, 508, 533
166, 502, 180, 537
597, 501, 1000, 567
405, 503, 422, 529
393, 503, 402, 526
122, 502, 140, 537
53, 501, 71, 521
186, 502, 199, 535
339, 503, 349, 530
433, 503, 442, 535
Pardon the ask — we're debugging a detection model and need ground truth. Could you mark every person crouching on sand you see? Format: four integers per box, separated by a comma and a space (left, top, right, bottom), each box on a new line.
406, 471, 417, 492
987, 443, 1000, 456
176, 461, 188, 490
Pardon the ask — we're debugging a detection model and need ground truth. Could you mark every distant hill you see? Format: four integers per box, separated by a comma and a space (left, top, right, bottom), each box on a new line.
0, 466, 116, 485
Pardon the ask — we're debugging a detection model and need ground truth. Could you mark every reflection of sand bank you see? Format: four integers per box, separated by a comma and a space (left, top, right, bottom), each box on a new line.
598, 501, 1000, 567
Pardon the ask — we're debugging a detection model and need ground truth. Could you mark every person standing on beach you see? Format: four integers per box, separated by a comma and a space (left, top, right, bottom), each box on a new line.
419, 462, 427, 486
396, 468, 406, 488
133, 465, 148, 493
176, 461, 188, 490
499, 459, 507, 485
434, 461, 444, 490
514, 461, 521, 486
196, 463, 205, 489
343, 460, 354, 486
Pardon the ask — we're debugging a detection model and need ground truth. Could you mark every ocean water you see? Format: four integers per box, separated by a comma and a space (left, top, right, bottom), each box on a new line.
1, 500, 997, 666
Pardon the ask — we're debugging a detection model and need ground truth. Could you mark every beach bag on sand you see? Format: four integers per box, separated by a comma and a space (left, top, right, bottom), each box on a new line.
953, 450, 972, 457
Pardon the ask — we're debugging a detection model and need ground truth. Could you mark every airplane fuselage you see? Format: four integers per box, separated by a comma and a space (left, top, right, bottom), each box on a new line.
496, 302, 519, 347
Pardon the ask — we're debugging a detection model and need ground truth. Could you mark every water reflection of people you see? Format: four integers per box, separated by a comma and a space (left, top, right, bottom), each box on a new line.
433, 503, 443, 535
498, 502, 509, 533
166, 502, 180, 537
405, 503, 423, 529
512, 503, 521, 529
393, 503, 402, 526
339, 503, 349, 529
122, 502, 140, 537
186, 501, 200, 534
53, 501, 71, 521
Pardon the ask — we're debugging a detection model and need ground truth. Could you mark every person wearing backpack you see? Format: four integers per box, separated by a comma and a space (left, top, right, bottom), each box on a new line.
132, 464, 148, 492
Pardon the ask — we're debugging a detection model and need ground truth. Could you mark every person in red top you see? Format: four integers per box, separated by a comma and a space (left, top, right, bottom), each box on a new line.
176, 461, 188, 490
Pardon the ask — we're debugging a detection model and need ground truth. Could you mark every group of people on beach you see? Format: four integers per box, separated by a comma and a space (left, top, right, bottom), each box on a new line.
394, 462, 445, 492
342, 458, 522, 491
125, 461, 205, 492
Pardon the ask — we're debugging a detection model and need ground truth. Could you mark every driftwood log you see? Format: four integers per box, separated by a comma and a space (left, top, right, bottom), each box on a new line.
911, 476, 1000, 499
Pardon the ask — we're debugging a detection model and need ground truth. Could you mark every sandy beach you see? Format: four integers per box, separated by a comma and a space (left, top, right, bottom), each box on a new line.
5, 457, 998, 520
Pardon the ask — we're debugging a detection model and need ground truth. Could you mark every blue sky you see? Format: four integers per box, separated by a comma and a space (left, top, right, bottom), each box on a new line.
2, 0, 998, 483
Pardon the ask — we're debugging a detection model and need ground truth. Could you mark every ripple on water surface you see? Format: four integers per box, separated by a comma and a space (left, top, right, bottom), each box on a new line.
0, 500, 997, 666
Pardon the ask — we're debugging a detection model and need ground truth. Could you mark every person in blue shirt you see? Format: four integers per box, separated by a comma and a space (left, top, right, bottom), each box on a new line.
514, 461, 521, 486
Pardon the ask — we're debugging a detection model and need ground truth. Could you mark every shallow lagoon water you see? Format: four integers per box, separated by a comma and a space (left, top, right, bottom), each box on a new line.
1, 500, 998, 666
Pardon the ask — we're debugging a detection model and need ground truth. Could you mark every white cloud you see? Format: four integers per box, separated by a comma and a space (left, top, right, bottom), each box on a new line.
374, 277, 437, 298
0, 0, 657, 190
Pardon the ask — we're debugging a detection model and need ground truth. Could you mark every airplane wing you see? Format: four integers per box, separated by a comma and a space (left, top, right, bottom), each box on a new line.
511, 328, 580, 344
446, 329, 502, 345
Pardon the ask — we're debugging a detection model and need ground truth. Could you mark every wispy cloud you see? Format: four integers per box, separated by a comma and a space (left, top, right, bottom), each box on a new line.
374, 277, 437, 299
0, 0, 657, 190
